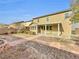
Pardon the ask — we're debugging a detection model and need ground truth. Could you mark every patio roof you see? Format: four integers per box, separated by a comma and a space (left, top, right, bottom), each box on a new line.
30, 22, 61, 26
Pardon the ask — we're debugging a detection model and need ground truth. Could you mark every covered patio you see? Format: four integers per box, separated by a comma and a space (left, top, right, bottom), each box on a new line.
36, 23, 64, 36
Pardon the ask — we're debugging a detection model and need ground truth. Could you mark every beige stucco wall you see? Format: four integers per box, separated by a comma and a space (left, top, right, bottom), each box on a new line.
61, 18, 72, 38
33, 12, 71, 24
30, 11, 72, 37
33, 15, 61, 25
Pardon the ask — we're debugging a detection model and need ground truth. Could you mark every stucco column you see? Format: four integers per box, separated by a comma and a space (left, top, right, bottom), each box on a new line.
36, 25, 38, 34
45, 24, 47, 35
58, 23, 60, 36
29, 26, 31, 31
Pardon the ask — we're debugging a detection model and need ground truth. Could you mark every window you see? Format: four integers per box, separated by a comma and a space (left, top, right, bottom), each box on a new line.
46, 25, 52, 30
49, 26, 52, 30
41, 26, 45, 30
65, 13, 69, 18
31, 26, 35, 30
34, 26, 36, 30
46, 17, 49, 22
37, 19, 39, 23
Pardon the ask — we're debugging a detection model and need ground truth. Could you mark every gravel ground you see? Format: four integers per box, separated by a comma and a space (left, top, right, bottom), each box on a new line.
35, 36, 74, 44
0, 35, 23, 42
0, 40, 4, 45
25, 41, 79, 59
71, 36, 79, 46
0, 40, 79, 59
35, 36, 59, 42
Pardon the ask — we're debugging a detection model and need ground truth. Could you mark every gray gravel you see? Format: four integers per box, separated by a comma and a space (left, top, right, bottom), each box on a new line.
0, 35, 23, 42
0, 40, 79, 59
25, 41, 79, 59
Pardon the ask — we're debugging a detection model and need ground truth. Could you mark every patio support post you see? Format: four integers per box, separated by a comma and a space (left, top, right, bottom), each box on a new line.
58, 23, 60, 36
36, 25, 38, 34
45, 24, 47, 35
30, 26, 31, 31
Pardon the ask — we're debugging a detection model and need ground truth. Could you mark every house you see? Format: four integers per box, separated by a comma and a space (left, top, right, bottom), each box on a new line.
21, 21, 32, 31
30, 10, 72, 38
8, 21, 25, 29
9, 21, 32, 33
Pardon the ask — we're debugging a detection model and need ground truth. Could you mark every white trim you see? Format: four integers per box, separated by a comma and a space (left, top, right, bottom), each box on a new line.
58, 23, 60, 36
36, 25, 38, 34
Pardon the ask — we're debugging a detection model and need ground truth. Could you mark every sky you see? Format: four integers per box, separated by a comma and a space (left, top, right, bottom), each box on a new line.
0, 0, 70, 24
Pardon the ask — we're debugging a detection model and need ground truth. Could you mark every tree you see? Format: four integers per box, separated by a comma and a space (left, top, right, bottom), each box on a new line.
71, 0, 79, 23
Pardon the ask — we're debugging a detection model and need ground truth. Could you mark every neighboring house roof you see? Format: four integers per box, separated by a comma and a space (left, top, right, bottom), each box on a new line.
29, 22, 38, 26
11, 21, 25, 24
9, 21, 24, 28
33, 10, 71, 19
9, 21, 32, 28
21, 21, 32, 27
